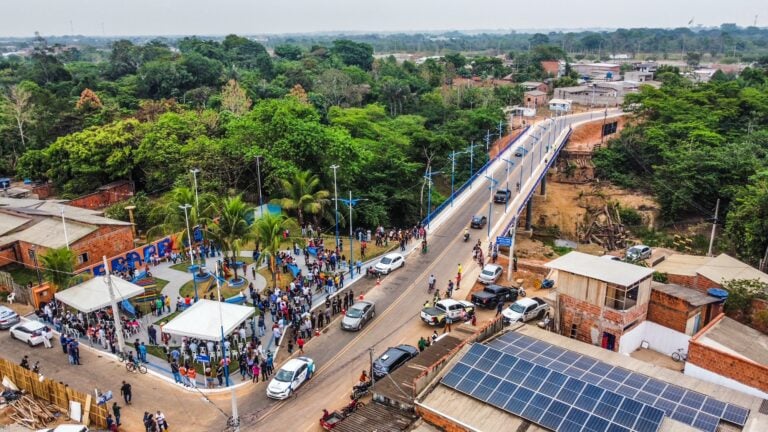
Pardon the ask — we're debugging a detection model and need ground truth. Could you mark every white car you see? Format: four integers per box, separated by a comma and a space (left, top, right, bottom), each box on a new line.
502, 297, 550, 323
9, 320, 53, 347
374, 253, 405, 274
266, 357, 314, 400
478, 264, 503, 284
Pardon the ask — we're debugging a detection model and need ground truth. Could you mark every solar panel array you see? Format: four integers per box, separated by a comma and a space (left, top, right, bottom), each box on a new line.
483, 331, 751, 431
442, 343, 665, 432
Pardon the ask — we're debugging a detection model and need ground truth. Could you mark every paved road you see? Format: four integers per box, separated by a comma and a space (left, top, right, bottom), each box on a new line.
221, 109, 625, 431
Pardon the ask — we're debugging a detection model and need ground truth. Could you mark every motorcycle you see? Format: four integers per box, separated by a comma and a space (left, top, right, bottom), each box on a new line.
540, 279, 555, 289
31, 361, 40, 374
518, 286, 527, 297
463, 232, 470, 242
351, 380, 372, 400
341, 397, 365, 416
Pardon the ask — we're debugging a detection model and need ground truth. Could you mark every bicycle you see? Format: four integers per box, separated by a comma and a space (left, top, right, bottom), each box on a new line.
671, 348, 688, 362
116, 350, 129, 363
126, 361, 147, 374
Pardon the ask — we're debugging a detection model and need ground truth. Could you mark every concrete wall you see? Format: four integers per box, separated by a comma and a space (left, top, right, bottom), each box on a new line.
684, 362, 768, 399
618, 320, 690, 356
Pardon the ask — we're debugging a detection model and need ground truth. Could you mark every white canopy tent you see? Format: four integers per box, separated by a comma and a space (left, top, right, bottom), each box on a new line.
55, 274, 145, 313
160, 299, 255, 341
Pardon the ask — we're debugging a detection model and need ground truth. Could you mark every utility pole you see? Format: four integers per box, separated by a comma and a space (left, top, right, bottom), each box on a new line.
369, 348, 375, 389
60, 206, 70, 249
255, 156, 264, 219
104, 256, 126, 353
707, 199, 720, 257
179, 204, 194, 264
331, 165, 340, 249
469, 141, 474, 189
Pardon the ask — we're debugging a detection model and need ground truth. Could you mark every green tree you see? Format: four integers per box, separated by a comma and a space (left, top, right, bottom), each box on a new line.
205, 195, 254, 282
331, 40, 374, 70
725, 170, 768, 262
148, 186, 211, 243
274, 170, 330, 227
252, 212, 298, 289
40, 247, 75, 290
274, 44, 303, 61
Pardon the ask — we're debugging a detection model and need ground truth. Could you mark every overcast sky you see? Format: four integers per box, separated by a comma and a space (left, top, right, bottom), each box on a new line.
2, 0, 767, 37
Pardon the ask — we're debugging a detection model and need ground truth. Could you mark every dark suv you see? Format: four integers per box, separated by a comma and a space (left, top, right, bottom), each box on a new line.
470, 215, 488, 229
471, 284, 519, 308
372, 344, 419, 379
494, 189, 511, 203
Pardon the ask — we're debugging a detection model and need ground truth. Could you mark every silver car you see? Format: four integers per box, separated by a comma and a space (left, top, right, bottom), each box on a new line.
478, 264, 503, 284
341, 301, 375, 331
0, 305, 20, 329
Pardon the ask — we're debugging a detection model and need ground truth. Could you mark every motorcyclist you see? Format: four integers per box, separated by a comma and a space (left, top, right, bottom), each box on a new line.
463, 228, 469, 240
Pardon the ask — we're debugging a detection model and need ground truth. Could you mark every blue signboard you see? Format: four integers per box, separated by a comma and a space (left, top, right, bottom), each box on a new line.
196, 354, 210, 363
496, 236, 512, 247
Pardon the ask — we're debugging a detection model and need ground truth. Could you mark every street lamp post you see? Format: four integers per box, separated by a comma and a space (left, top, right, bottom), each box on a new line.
469, 141, 475, 189
502, 158, 515, 213
190, 168, 201, 214
331, 165, 340, 249
338, 192, 367, 277
179, 204, 194, 264
255, 156, 264, 218
485, 176, 499, 240
423, 167, 441, 229
448, 150, 469, 208
60, 206, 70, 249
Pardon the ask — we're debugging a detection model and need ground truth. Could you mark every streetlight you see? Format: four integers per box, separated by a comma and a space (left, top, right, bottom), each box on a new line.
60, 206, 70, 249
423, 167, 441, 229
502, 158, 516, 213
213, 262, 241, 432
330, 164, 340, 248
190, 168, 201, 215
338, 192, 367, 277
485, 176, 499, 240
179, 204, 194, 264
255, 156, 264, 219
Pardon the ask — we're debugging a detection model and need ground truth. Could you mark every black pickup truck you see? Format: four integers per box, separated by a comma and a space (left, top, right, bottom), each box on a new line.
494, 189, 512, 203
471, 284, 519, 308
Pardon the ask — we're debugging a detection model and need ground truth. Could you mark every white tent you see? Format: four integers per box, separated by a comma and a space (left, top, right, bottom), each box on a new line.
55, 275, 145, 313
160, 299, 254, 341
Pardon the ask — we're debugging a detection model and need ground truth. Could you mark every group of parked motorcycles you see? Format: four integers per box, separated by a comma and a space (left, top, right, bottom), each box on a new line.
319, 381, 372, 430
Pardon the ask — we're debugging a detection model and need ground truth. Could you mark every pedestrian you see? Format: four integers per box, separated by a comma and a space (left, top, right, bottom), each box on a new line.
359, 370, 369, 383
287, 339, 294, 354
216, 365, 224, 386
456, 272, 461, 290
138, 342, 148, 363
112, 402, 122, 426
148, 325, 157, 345
170, 361, 182, 384
513, 254, 518, 272
307, 360, 315, 379
251, 362, 260, 383
179, 364, 189, 386
188, 366, 198, 388
496, 301, 504, 316
258, 314, 266, 337
42, 328, 52, 348
273, 326, 282, 347
431, 330, 439, 343
120, 381, 132, 405
297, 336, 305, 354
418, 336, 427, 352
266, 352, 274, 375
156, 411, 168, 431
444, 315, 453, 333
260, 357, 268, 381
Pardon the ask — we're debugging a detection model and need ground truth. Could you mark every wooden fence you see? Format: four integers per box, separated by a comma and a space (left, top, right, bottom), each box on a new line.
0, 357, 108, 428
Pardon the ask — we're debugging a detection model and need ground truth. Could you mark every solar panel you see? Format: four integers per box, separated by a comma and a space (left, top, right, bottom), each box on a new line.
471, 333, 752, 431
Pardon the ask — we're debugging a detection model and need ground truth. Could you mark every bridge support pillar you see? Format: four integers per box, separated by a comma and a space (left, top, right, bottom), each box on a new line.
540, 175, 547, 196
525, 200, 533, 231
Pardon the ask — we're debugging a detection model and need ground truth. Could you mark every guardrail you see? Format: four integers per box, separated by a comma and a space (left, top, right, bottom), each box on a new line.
420, 126, 530, 227
500, 126, 574, 237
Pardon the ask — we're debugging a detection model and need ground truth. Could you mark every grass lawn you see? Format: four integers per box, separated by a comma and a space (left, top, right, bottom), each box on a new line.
153, 310, 183, 327
170, 258, 206, 273
178, 278, 243, 300
6, 264, 41, 287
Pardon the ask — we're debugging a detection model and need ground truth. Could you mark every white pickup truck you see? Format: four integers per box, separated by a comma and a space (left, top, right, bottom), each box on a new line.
502, 297, 550, 323
420, 299, 475, 326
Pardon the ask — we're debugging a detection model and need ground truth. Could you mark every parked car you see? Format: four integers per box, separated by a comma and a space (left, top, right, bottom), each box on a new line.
0, 305, 21, 329
626, 245, 652, 261
478, 264, 503, 284
372, 345, 418, 379
420, 299, 475, 326
494, 189, 512, 203
266, 357, 315, 399
374, 253, 405, 274
502, 297, 550, 323
9, 321, 52, 346
471, 284, 519, 308
341, 301, 376, 331
470, 215, 488, 229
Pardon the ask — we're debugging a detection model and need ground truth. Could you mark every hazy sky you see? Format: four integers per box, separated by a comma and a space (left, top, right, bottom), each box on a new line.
2, 0, 767, 37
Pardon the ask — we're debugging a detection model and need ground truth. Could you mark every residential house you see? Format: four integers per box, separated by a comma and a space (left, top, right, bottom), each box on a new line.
653, 253, 768, 293
523, 90, 548, 108
519, 81, 548, 93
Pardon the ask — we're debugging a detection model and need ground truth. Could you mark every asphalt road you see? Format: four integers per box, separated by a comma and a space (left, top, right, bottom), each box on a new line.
224, 109, 624, 432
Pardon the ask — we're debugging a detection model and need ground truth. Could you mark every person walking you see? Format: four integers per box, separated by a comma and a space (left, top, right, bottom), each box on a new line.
155, 411, 168, 431
418, 336, 427, 352
120, 381, 132, 405
444, 315, 453, 334
297, 336, 305, 354
138, 342, 148, 363
251, 362, 260, 383
188, 366, 198, 388
455, 272, 461, 290
496, 301, 504, 316
170, 361, 182, 384
112, 402, 122, 426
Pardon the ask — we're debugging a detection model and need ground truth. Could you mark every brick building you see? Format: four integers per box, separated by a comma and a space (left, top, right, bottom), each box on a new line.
66, 180, 134, 210
545, 251, 654, 352
647, 283, 723, 335
523, 90, 548, 109
653, 253, 768, 292
0, 197, 133, 272
686, 314, 768, 399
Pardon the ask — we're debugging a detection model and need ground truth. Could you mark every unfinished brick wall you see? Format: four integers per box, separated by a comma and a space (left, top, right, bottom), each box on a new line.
70, 225, 134, 269
688, 338, 768, 394
664, 273, 721, 293
416, 406, 470, 432
67, 181, 134, 210
559, 293, 648, 351
647, 290, 693, 333
0, 246, 18, 268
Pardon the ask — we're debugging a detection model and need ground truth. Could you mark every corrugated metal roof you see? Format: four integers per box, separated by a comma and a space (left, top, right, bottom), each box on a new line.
0, 197, 130, 226
651, 283, 722, 306
334, 403, 417, 432
696, 253, 768, 286
653, 254, 711, 276
545, 251, 654, 286
0, 212, 30, 236
3, 217, 96, 249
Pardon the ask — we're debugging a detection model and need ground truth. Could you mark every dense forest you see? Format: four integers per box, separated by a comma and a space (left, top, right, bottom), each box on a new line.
0, 34, 522, 231
594, 61, 768, 264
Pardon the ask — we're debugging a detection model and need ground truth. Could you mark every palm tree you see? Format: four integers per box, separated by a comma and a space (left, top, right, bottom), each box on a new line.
273, 170, 330, 227
39, 247, 75, 290
148, 186, 212, 259
205, 195, 254, 282
252, 212, 298, 289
